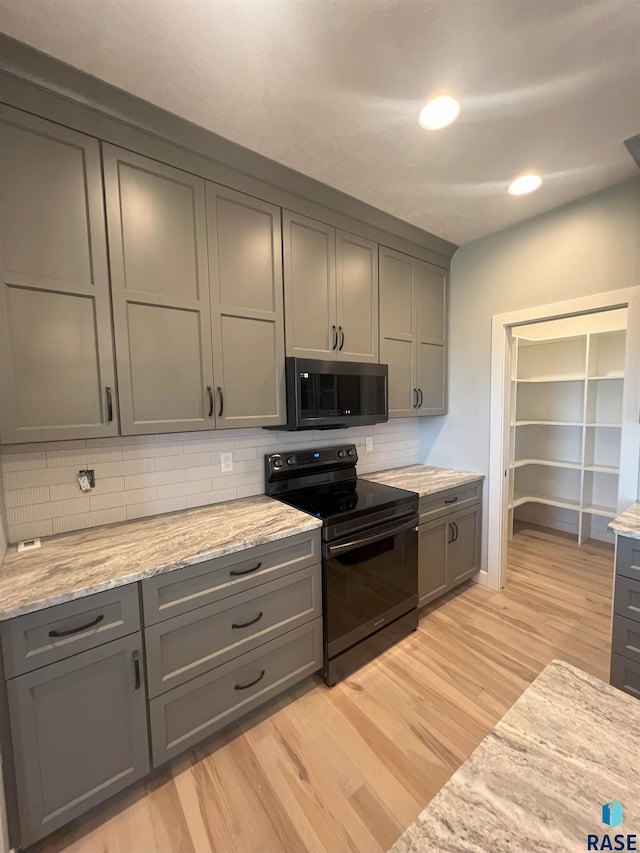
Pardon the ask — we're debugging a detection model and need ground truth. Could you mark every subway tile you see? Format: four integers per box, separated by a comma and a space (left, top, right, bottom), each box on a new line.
5, 486, 51, 508
89, 488, 157, 512
155, 479, 212, 500
154, 452, 211, 472
1, 451, 48, 473
50, 477, 125, 502
7, 503, 56, 525
51, 497, 92, 519
47, 446, 123, 468
125, 496, 187, 519
7, 519, 53, 543
236, 484, 262, 499
52, 508, 128, 536
3, 439, 86, 455
96, 459, 156, 478
184, 464, 220, 481
185, 487, 237, 509
231, 447, 258, 462
124, 469, 185, 490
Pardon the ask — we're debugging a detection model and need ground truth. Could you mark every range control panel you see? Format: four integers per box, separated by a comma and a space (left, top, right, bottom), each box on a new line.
265, 444, 358, 475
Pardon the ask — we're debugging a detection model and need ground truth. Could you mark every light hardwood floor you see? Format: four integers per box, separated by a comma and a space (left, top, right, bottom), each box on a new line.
32, 528, 614, 853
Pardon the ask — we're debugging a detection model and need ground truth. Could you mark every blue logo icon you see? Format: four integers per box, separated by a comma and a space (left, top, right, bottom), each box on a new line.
602, 801, 623, 829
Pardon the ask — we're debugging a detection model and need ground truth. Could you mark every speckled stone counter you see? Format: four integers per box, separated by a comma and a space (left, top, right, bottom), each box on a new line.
390, 660, 640, 853
609, 501, 640, 539
0, 496, 322, 621
364, 464, 484, 497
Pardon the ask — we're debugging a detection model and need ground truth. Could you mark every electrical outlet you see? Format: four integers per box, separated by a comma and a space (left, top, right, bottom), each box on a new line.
220, 451, 234, 473
365, 437, 374, 453
77, 469, 95, 491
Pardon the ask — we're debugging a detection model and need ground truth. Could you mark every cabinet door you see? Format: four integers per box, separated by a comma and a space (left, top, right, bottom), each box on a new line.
416, 263, 447, 415
418, 517, 450, 607
379, 246, 416, 417
283, 211, 337, 359
103, 145, 214, 435
336, 230, 378, 363
7, 633, 149, 847
0, 106, 118, 443
207, 185, 285, 428
447, 505, 481, 587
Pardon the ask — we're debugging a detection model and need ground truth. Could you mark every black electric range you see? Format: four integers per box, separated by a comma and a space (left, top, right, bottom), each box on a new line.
265, 444, 419, 685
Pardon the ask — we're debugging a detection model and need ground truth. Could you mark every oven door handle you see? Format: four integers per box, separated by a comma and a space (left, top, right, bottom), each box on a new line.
325, 514, 418, 558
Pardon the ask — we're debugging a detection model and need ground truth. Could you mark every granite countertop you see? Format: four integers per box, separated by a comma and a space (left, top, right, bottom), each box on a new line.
390, 659, 640, 853
363, 464, 484, 497
609, 501, 640, 539
0, 496, 322, 621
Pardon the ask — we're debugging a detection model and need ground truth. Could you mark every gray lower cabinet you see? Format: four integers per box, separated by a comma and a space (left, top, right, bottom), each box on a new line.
145, 563, 321, 697
611, 535, 640, 700
283, 211, 379, 363
380, 245, 448, 417
6, 632, 149, 846
149, 617, 322, 766
0, 105, 118, 443
418, 488, 482, 607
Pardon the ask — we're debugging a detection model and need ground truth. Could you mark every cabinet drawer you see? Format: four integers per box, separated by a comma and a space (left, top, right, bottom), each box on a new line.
149, 617, 322, 766
1, 585, 141, 678
615, 535, 640, 583
610, 652, 640, 701
612, 615, 640, 665
613, 575, 640, 624
142, 530, 319, 625
419, 482, 482, 523
145, 563, 321, 697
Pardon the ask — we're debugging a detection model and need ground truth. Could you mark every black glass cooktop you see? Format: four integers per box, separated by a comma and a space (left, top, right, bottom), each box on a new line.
277, 478, 417, 524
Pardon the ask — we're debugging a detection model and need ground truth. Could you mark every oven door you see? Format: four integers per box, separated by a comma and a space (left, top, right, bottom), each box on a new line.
323, 513, 419, 660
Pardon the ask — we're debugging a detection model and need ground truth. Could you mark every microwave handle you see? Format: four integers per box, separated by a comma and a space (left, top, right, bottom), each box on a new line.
326, 514, 418, 558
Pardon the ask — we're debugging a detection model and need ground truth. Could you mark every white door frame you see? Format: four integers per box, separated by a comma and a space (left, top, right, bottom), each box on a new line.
488, 287, 640, 591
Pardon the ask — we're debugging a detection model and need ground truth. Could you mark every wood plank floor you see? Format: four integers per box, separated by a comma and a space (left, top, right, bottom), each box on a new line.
32, 528, 614, 853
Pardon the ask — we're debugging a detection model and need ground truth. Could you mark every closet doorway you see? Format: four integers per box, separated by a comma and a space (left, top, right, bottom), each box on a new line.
487, 288, 640, 592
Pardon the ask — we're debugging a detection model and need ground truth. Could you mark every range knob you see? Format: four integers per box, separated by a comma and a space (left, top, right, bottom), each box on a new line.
337, 449, 346, 458
347, 448, 356, 457
272, 457, 283, 469
286, 455, 297, 466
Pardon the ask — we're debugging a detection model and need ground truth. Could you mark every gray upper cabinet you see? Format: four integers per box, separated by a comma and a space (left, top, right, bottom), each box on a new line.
283, 211, 337, 360
103, 145, 215, 435
379, 246, 416, 417
380, 246, 448, 418
417, 263, 447, 415
7, 633, 149, 846
335, 230, 378, 363
283, 212, 379, 363
207, 185, 285, 428
0, 106, 118, 443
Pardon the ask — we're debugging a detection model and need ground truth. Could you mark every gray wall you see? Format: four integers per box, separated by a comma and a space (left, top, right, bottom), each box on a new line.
419, 177, 640, 571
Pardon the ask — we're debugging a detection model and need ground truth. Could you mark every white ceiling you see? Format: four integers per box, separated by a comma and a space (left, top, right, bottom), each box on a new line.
1, 0, 639, 245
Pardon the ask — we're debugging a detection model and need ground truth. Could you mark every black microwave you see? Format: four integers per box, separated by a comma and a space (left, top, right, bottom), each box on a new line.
277, 357, 388, 430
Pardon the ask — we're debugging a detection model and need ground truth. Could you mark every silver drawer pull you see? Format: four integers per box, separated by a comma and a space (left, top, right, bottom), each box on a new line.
231, 612, 263, 630
234, 669, 265, 691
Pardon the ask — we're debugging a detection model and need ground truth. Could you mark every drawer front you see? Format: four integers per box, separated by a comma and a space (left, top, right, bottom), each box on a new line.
145, 563, 321, 697
612, 615, 640, 665
1, 585, 141, 678
613, 575, 640, 624
142, 530, 320, 625
615, 534, 640, 583
610, 652, 640, 701
149, 617, 323, 766
419, 482, 482, 524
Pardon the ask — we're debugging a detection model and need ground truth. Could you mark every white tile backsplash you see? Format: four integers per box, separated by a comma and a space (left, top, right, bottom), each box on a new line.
0, 420, 418, 543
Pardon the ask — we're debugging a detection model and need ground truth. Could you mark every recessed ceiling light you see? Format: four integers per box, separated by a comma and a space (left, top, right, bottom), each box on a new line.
508, 174, 542, 195
418, 96, 460, 131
